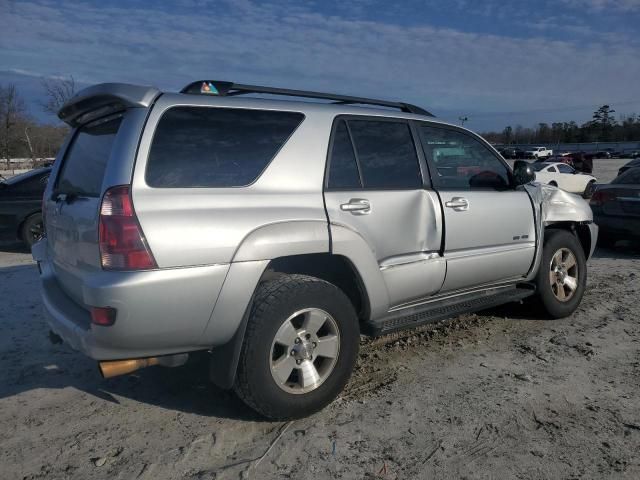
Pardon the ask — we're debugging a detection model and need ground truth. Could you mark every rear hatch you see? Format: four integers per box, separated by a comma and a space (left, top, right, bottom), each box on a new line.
45, 115, 123, 304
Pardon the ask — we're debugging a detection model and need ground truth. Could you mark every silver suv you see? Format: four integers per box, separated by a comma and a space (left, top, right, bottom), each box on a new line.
33, 80, 597, 419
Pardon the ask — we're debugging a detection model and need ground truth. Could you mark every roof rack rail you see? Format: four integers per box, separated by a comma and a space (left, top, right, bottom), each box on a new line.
180, 80, 433, 117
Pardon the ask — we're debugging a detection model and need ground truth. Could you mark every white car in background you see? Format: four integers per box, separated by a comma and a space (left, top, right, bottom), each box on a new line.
532, 162, 597, 198
527, 146, 553, 159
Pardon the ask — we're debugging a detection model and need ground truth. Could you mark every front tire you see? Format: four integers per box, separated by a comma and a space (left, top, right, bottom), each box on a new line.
534, 229, 587, 319
234, 274, 359, 419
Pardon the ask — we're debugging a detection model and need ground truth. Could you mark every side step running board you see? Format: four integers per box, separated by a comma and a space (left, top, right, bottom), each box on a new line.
363, 285, 535, 336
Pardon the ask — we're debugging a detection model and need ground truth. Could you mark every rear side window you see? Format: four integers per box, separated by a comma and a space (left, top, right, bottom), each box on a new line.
557, 164, 574, 174
348, 120, 421, 189
146, 107, 304, 188
327, 121, 361, 189
56, 117, 122, 197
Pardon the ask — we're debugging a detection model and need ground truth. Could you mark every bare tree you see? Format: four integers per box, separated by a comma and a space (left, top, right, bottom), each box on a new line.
41, 75, 76, 116
0, 84, 29, 167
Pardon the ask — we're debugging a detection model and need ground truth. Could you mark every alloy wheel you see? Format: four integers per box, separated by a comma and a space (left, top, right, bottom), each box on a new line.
549, 248, 579, 302
269, 308, 340, 394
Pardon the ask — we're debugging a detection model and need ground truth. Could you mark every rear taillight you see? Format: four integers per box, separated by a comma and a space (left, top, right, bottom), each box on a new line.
590, 190, 615, 207
99, 185, 157, 270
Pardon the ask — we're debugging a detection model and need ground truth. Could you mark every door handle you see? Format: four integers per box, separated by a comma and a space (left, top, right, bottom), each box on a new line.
340, 198, 371, 215
445, 197, 469, 211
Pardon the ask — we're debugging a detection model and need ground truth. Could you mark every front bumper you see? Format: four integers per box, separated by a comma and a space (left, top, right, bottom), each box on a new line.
587, 222, 598, 259
33, 240, 230, 360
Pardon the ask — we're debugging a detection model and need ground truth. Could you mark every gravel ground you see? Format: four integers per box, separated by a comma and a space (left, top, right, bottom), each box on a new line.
1, 159, 638, 479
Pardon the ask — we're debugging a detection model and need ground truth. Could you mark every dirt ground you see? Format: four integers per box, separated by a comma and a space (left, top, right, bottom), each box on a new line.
1, 159, 639, 479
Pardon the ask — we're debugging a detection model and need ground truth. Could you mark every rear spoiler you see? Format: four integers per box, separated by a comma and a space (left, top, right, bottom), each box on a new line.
58, 83, 161, 127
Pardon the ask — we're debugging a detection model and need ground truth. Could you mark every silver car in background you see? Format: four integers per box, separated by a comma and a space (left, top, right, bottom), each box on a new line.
33, 81, 597, 419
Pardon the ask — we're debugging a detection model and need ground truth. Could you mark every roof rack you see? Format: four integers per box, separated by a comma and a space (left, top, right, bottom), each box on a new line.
180, 80, 433, 117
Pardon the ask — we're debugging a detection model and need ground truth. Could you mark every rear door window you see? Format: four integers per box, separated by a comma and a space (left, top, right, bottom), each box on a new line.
146, 107, 304, 188
55, 116, 122, 197
327, 120, 361, 189
347, 120, 421, 189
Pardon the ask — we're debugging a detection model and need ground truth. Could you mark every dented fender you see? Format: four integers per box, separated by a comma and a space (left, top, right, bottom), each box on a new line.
523, 182, 598, 281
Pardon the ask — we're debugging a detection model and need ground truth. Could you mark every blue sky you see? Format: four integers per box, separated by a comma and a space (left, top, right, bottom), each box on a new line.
1, 0, 640, 130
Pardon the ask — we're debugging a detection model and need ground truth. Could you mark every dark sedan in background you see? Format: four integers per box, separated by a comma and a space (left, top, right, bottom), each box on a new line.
618, 158, 640, 177
0, 167, 51, 247
590, 167, 640, 248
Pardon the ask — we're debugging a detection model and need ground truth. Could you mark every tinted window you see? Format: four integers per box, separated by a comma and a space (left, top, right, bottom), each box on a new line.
532, 163, 550, 172
146, 107, 304, 188
548, 166, 557, 172
418, 126, 510, 190
327, 121, 360, 189
4, 168, 45, 185
557, 164, 574, 174
613, 168, 640, 184
56, 117, 122, 197
347, 120, 421, 189
11, 173, 49, 194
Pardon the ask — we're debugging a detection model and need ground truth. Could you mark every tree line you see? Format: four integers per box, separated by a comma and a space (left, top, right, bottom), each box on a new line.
0, 77, 75, 168
481, 105, 640, 145
3, 79, 640, 167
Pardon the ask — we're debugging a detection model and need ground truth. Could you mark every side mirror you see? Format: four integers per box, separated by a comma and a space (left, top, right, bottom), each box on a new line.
513, 160, 535, 186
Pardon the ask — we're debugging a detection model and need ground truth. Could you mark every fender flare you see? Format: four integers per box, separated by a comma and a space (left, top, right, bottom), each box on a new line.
207, 221, 388, 389
208, 220, 329, 389
329, 224, 389, 319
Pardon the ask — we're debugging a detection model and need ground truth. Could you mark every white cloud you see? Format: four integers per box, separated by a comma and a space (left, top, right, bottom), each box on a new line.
1, 0, 639, 129
560, 0, 640, 10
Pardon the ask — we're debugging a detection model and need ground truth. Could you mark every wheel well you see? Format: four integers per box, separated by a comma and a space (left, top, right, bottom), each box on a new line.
263, 254, 370, 321
17, 211, 41, 241
545, 222, 591, 258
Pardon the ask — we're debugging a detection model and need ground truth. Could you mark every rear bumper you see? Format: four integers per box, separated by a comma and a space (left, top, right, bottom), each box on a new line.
33, 240, 230, 360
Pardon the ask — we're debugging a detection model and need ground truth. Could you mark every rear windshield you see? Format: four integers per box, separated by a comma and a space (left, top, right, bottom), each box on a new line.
145, 107, 304, 188
55, 116, 122, 197
613, 168, 640, 184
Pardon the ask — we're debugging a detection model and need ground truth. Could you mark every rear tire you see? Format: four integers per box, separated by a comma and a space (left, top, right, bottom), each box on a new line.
549, 181, 558, 187
234, 274, 359, 420
21, 213, 43, 248
534, 229, 587, 319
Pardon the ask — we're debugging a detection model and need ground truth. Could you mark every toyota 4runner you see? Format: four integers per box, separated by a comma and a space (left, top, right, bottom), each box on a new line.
33, 80, 597, 419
